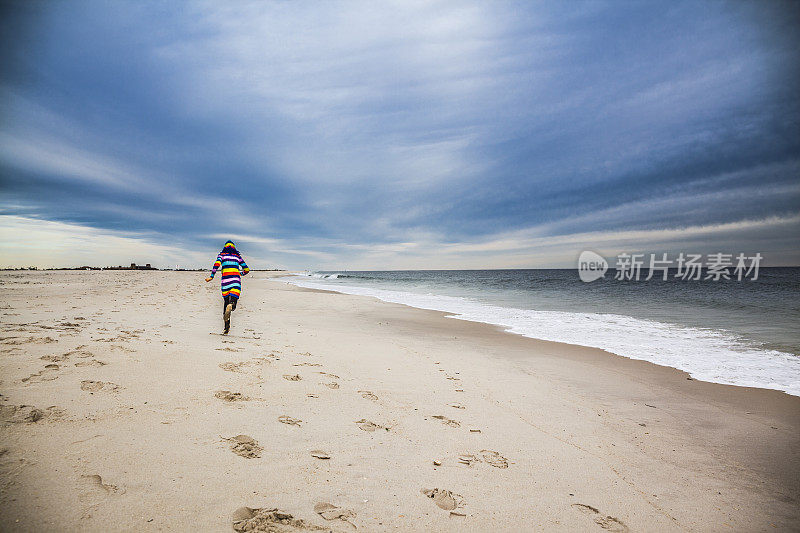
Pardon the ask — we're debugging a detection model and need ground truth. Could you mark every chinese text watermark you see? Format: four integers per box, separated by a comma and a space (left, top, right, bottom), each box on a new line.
578, 251, 762, 282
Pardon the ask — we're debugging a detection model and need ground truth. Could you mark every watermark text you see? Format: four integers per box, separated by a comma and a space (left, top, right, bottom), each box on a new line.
578, 252, 762, 282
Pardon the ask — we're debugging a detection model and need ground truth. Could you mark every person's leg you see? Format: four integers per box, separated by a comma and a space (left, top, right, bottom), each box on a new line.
223, 295, 233, 334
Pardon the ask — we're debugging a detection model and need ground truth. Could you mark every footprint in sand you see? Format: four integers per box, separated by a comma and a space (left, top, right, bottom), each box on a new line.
431, 415, 460, 428
357, 390, 378, 401
448, 403, 465, 409
80, 380, 119, 393
74, 359, 106, 367
283, 374, 302, 381
355, 419, 388, 432
79, 473, 124, 517
219, 358, 271, 373
219, 361, 243, 372
0, 404, 63, 424
40, 354, 68, 362
232, 507, 325, 532
278, 415, 302, 426
63, 346, 94, 358
309, 450, 330, 459
110, 344, 135, 353
421, 488, 464, 511
22, 364, 61, 384
480, 450, 509, 468
293, 362, 322, 367
457, 450, 508, 468
81, 474, 124, 495
314, 502, 356, 526
0, 345, 22, 354
321, 382, 339, 389
224, 435, 263, 458
316, 372, 340, 379
78, 472, 125, 518
7, 336, 58, 345
215, 390, 250, 402
572, 504, 629, 532
458, 454, 480, 466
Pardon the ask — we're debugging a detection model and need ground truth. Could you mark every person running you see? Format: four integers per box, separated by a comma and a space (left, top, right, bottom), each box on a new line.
205, 240, 250, 334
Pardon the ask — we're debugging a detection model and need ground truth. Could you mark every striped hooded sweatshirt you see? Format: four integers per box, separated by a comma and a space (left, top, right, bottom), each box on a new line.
209, 241, 250, 298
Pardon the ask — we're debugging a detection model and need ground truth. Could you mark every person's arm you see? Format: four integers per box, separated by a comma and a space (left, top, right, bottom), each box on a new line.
240, 257, 250, 276
205, 255, 222, 282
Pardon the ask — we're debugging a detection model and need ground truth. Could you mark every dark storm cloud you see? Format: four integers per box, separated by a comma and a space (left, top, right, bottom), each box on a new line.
1, 0, 798, 268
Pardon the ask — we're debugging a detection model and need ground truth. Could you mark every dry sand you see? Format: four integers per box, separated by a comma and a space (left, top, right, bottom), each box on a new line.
0, 270, 798, 532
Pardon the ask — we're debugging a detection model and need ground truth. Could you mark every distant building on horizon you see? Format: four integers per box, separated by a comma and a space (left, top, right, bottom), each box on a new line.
104, 263, 158, 270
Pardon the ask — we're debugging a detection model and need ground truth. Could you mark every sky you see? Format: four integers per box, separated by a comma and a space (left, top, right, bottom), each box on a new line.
1, 0, 799, 270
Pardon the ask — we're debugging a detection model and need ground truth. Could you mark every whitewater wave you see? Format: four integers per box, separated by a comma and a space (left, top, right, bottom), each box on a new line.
300, 271, 340, 279
277, 274, 800, 396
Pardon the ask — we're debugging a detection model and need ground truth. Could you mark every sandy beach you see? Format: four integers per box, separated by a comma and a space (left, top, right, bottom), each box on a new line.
1, 270, 798, 532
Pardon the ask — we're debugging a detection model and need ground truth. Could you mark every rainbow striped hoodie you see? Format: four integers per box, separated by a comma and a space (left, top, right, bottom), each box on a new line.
209, 241, 250, 298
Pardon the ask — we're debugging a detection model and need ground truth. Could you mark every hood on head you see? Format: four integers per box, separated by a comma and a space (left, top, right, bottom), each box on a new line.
222, 240, 239, 254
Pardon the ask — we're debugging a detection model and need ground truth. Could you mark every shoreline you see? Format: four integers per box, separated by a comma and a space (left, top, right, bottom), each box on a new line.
289, 279, 800, 409
285, 279, 800, 483
1, 271, 798, 531
279, 273, 800, 398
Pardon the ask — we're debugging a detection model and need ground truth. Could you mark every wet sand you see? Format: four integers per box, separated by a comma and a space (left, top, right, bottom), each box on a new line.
1, 270, 798, 531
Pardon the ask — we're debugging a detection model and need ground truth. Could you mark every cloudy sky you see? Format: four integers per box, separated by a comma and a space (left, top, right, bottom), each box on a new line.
1, 1, 798, 269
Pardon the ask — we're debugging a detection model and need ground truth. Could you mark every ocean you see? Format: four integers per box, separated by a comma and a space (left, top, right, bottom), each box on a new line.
277, 268, 800, 396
